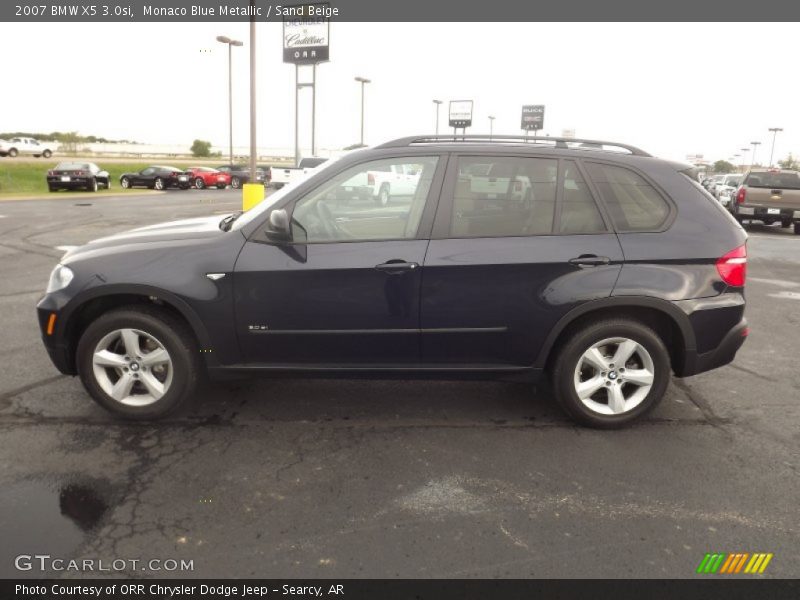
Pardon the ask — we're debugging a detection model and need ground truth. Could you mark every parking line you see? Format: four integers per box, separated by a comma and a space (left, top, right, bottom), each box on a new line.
55, 245, 79, 253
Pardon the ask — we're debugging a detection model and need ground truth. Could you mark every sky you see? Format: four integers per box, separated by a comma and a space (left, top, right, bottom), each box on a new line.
0, 21, 797, 164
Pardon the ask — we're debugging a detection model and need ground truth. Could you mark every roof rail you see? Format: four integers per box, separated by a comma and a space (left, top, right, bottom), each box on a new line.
376, 135, 651, 157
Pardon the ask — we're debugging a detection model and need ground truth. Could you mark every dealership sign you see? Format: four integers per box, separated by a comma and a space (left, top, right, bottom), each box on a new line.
521, 105, 545, 131
449, 100, 473, 128
283, 4, 330, 64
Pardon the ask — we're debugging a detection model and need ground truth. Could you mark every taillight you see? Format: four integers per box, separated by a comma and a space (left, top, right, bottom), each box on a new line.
716, 245, 747, 287
736, 188, 746, 204
75, 170, 84, 176
367, 173, 375, 185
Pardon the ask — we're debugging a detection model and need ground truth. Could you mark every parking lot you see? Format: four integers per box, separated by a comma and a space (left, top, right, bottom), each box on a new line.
0, 189, 798, 578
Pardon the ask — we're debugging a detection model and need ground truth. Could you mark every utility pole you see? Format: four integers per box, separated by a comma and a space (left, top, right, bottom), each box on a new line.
216, 36, 243, 166
750, 141, 761, 167
355, 77, 371, 146
488, 115, 495, 140
248, 0, 257, 181
433, 99, 442, 134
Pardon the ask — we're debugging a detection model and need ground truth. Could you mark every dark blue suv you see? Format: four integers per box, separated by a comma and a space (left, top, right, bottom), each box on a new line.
37, 136, 748, 427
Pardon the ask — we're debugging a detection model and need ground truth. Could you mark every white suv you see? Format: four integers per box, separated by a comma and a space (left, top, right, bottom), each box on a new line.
0, 137, 55, 158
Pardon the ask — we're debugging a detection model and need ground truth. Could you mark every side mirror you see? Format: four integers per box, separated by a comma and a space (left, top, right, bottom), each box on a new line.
265, 209, 291, 242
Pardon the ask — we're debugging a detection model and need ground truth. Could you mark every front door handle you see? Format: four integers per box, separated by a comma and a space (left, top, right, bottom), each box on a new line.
375, 260, 419, 274
569, 255, 611, 267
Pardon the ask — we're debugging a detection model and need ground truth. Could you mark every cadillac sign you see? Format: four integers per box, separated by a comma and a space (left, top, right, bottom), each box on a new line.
283, 4, 330, 64
449, 100, 473, 128
521, 105, 545, 131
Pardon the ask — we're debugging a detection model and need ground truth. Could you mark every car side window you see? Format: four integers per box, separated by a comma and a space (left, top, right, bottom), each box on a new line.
450, 156, 557, 237
141, 168, 154, 176
585, 162, 670, 231
559, 161, 607, 234
290, 156, 439, 243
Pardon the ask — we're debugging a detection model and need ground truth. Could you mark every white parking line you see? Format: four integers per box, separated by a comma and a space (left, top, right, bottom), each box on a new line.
748, 234, 800, 240
768, 291, 800, 301
749, 277, 800, 288
55, 245, 79, 253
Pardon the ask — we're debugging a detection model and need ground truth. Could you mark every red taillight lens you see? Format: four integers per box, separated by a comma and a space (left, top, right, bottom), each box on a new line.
367, 173, 375, 185
716, 245, 747, 287
736, 188, 746, 204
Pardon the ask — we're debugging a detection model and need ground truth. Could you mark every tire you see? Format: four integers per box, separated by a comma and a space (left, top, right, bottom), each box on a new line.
781, 218, 791, 228
794, 222, 800, 235
76, 306, 201, 420
8, 148, 18, 157
87, 178, 98, 192
216, 184, 226, 190
42, 149, 52, 158
377, 184, 390, 206
231, 176, 241, 189
194, 177, 205, 190
550, 319, 670, 429
120, 177, 131, 189
33, 154, 41, 158
180, 184, 190, 190
48, 185, 57, 192
153, 177, 165, 191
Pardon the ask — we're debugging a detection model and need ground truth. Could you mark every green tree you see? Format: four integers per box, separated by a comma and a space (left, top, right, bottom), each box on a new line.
778, 153, 799, 170
190, 139, 212, 157
713, 160, 736, 173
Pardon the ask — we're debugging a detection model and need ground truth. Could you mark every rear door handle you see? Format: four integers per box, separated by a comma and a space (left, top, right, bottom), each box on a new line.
375, 260, 419, 274
569, 255, 611, 267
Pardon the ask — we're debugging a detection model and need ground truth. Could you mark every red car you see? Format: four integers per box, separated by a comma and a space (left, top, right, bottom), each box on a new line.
185, 167, 231, 190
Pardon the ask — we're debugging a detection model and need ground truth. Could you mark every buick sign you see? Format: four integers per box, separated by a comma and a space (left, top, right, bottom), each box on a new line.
521, 105, 545, 131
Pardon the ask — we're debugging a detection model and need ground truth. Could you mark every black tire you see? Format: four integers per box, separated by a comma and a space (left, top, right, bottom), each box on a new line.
550, 319, 671, 429
120, 177, 131, 189
377, 183, 390, 206
794, 222, 800, 235
8, 148, 18, 157
194, 177, 205, 189
153, 177, 165, 191
42, 149, 52, 158
48, 185, 57, 192
180, 184, 190, 190
87, 178, 98, 192
216, 184, 226, 190
781, 218, 791, 228
231, 176, 241, 189
76, 306, 202, 420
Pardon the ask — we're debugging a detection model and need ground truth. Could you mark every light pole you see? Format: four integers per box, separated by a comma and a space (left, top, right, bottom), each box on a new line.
768, 127, 783, 167
750, 141, 761, 167
433, 99, 442, 135
216, 35, 243, 168
355, 77, 371, 146
740, 148, 750, 173
488, 115, 495, 140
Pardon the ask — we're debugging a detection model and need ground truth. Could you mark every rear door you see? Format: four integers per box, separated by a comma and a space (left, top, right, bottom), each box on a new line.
420, 155, 624, 366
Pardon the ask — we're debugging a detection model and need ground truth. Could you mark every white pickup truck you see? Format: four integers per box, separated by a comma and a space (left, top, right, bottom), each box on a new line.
270, 157, 328, 189
0, 137, 55, 158
341, 163, 421, 206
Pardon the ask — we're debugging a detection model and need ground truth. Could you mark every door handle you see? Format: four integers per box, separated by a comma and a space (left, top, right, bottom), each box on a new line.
569, 255, 611, 267
375, 260, 419, 274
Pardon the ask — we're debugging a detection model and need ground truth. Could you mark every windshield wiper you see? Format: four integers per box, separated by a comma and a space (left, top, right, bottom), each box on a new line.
219, 211, 243, 231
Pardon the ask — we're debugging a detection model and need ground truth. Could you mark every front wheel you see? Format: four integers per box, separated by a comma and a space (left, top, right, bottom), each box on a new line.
120, 177, 131, 189
42, 149, 52, 158
8, 148, 18, 157
153, 177, 165, 190
230, 176, 241, 189
194, 177, 205, 189
76, 306, 201, 419
377, 184, 390, 206
216, 183, 226, 190
550, 319, 670, 428
794, 222, 800, 235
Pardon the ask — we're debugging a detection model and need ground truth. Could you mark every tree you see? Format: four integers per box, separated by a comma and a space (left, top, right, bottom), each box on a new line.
190, 139, 212, 157
713, 160, 736, 173
778, 153, 799, 170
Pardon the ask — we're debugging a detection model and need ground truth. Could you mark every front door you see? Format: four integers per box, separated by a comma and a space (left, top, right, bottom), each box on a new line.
234, 155, 444, 365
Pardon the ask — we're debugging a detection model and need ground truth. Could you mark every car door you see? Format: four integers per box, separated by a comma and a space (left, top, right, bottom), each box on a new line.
136, 168, 155, 187
233, 154, 446, 365
421, 155, 624, 367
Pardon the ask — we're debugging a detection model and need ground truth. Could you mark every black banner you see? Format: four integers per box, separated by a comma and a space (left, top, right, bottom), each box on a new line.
3, 579, 800, 600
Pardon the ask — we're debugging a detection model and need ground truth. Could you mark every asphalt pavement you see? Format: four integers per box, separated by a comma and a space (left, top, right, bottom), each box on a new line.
0, 190, 798, 578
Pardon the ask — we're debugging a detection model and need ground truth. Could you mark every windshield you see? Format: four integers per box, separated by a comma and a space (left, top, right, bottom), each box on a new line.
746, 171, 800, 190
232, 155, 348, 231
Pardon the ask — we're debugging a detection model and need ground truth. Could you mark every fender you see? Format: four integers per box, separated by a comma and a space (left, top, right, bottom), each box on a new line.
532, 295, 697, 368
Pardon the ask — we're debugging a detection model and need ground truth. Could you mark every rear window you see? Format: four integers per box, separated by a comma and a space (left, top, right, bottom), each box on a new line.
745, 171, 800, 190
585, 162, 670, 232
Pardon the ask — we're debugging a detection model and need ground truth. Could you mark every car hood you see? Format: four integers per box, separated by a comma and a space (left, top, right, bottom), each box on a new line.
63, 215, 231, 260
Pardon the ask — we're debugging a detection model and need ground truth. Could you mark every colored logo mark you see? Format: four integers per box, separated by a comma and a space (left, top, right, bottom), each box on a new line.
696, 552, 773, 574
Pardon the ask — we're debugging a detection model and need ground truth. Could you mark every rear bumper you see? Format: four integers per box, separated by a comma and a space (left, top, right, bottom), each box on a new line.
680, 318, 748, 377
736, 205, 800, 221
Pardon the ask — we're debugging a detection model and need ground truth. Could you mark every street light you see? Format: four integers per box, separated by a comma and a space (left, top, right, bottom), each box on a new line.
433, 99, 442, 135
750, 141, 761, 167
488, 115, 495, 140
740, 148, 750, 172
768, 127, 783, 167
355, 77, 371, 146
216, 35, 243, 168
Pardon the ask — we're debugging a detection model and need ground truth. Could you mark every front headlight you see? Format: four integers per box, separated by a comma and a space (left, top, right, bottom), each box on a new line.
46, 264, 74, 294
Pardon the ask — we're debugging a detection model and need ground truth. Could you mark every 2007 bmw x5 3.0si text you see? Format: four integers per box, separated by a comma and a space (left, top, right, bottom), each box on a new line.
37, 135, 748, 428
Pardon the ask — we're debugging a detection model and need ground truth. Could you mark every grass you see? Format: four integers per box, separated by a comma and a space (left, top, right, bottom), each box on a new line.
0, 161, 163, 197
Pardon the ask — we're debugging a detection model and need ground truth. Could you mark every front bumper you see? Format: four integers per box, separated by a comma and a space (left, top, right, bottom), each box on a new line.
37, 294, 77, 375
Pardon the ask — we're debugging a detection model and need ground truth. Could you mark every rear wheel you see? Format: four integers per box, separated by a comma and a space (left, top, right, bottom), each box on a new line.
194, 177, 205, 189
231, 176, 241, 189
377, 184, 390, 206
153, 177, 165, 191
794, 222, 800, 235
48, 185, 57, 192
87, 178, 98, 192
42, 149, 52, 158
550, 319, 670, 428
76, 306, 201, 419
216, 183, 226, 190
120, 177, 131, 189
8, 148, 18, 157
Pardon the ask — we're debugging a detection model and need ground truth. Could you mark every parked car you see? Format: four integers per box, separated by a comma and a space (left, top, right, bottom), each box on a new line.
713, 174, 741, 201
340, 161, 422, 205
0, 137, 55, 158
119, 166, 191, 190
270, 157, 328, 189
729, 168, 800, 233
37, 134, 748, 428
706, 174, 727, 196
215, 165, 266, 189
47, 162, 110, 192
185, 167, 231, 190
